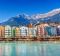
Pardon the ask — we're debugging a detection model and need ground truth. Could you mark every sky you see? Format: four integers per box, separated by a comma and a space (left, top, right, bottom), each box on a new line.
0, 0, 60, 22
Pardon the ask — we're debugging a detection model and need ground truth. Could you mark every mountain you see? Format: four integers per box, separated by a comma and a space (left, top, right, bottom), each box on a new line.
0, 8, 60, 26
0, 14, 30, 26
31, 8, 60, 19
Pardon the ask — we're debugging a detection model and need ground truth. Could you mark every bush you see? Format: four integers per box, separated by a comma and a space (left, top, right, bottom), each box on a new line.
6, 36, 11, 41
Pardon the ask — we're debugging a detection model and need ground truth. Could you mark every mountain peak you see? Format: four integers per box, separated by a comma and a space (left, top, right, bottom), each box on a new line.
14, 14, 31, 19
11, 8, 60, 20
0, 8, 60, 26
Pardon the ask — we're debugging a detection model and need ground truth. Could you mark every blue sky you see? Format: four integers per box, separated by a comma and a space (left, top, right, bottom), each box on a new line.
0, 0, 60, 22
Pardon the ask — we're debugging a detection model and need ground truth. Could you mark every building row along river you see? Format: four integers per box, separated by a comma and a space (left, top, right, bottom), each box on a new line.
0, 23, 60, 38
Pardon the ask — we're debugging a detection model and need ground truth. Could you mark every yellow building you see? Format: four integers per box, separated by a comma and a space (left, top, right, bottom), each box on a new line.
15, 27, 20, 38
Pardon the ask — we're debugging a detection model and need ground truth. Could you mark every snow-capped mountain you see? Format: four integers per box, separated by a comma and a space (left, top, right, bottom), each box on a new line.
0, 8, 60, 26
31, 8, 60, 19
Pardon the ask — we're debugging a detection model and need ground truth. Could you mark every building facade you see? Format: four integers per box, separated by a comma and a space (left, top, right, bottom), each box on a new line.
51, 26, 57, 36
37, 24, 46, 37
28, 27, 37, 38
20, 26, 28, 37
57, 25, 60, 36
32, 27, 37, 37
11, 27, 16, 37
0, 26, 4, 38
46, 26, 51, 37
15, 27, 20, 38
0, 23, 59, 39
28, 28, 33, 37
4, 25, 12, 38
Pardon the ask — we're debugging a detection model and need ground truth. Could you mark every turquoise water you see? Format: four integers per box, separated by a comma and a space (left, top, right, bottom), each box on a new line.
0, 41, 60, 56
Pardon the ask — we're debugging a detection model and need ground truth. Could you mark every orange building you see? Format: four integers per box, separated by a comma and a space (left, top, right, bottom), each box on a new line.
0, 26, 4, 38
27, 24, 33, 28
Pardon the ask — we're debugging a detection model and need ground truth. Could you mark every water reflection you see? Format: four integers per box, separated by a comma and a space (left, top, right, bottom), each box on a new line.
0, 44, 4, 56
0, 42, 60, 56
4, 44, 12, 56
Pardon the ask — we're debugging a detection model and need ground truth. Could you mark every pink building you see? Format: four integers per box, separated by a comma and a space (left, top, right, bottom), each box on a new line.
37, 24, 48, 37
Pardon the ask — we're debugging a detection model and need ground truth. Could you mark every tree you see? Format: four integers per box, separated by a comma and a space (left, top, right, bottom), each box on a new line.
0, 37, 2, 41
6, 36, 11, 41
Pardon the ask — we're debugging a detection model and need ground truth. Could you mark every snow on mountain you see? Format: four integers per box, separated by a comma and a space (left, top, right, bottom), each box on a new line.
0, 8, 60, 26
31, 8, 60, 20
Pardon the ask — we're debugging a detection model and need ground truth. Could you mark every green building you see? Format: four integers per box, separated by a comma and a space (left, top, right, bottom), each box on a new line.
11, 27, 16, 37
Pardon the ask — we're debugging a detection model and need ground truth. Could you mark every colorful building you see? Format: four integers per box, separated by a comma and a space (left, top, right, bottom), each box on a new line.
28, 27, 37, 38
51, 26, 57, 36
20, 26, 28, 37
0, 23, 59, 39
11, 27, 16, 37
57, 25, 60, 36
27, 24, 33, 28
37, 24, 46, 37
27, 24, 36, 38
15, 27, 20, 37
28, 28, 33, 37
46, 26, 51, 37
28, 24, 33, 38
0, 26, 4, 38
4, 25, 12, 38
32, 27, 37, 37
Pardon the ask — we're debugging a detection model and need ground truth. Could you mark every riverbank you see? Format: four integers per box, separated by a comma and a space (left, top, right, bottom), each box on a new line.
0, 36, 60, 41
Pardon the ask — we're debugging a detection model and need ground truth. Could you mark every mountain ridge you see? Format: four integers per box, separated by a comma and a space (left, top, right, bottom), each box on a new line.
0, 8, 60, 26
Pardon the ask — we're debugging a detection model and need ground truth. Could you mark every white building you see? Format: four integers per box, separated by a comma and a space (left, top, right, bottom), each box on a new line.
32, 27, 37, 37
28, 27, 37, 37
20, 26, 28, 37
4, 25, 12, 38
